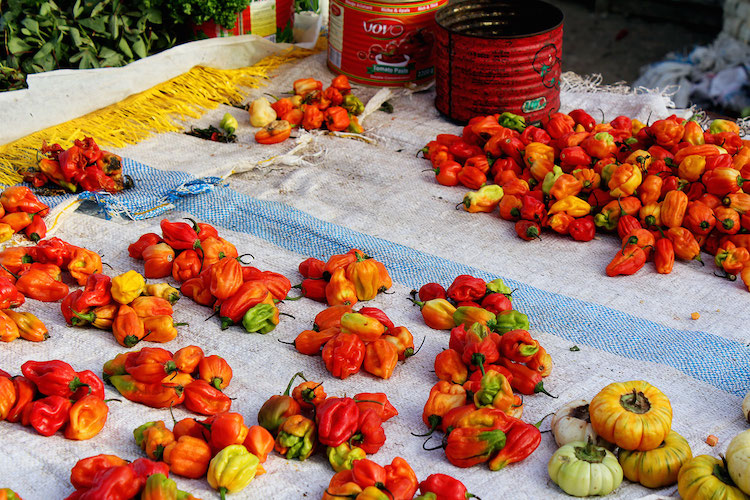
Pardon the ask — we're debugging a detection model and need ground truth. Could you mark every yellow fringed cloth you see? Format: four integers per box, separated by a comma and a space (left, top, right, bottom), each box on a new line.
0, 44, 319, 185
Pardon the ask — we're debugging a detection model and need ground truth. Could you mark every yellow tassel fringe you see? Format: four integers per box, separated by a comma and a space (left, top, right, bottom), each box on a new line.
0, 44, 318, 185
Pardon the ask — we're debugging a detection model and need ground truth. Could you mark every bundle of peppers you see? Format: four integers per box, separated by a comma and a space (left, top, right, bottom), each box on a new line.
64, 454, 201, 500
22, 137, 129, 193
289, 304, 416, 380
131, 413, 269, 496
249, 74, 365, 145
0, 360, 110, 440
0, 237, 102, 307
410, 275, 549, 470
60, 270, 184, 347
129, 219, 293, 335
321, 461, 480, 500
419, 110, 750, 289
0, 186, 49, 243
257, 372, 398, 471
295, 248, 393, 306
0, 308, 48, 343
103, 345, 235, 415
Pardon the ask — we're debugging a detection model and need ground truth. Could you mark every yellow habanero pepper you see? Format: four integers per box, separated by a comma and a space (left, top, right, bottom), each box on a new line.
522, 142, 555, 168
548, 196, 591, 218
677, 154, 706, 183
682, 120, 705, 145
623, 150, 652, 171
631, 119, 646, 135
111, 270, 146, 305
67, 247, 103, 286
207, 445, 261, 500
3, 310, 48, 342
144, 283, 181, 305
344, 254, 381, 301
608, 163, 643, 197
462, 185, 504, 213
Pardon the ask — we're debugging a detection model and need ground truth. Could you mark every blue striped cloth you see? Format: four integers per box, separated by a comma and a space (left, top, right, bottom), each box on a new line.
39, 157, 750, 397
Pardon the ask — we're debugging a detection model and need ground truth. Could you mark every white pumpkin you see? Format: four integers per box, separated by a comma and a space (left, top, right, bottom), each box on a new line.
551, 399, 603, 447
727, 429, 750, 495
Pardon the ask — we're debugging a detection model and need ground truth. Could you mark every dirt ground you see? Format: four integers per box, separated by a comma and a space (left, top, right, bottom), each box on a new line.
545, 0, 720, 85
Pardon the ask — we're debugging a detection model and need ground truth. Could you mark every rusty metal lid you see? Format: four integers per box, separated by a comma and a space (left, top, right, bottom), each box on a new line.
436, 0, 564, 38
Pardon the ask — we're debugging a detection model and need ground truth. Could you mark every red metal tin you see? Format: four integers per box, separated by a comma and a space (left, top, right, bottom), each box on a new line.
434, 0, 564, 123
327, 0, 448, 86
193, 0, 295, 43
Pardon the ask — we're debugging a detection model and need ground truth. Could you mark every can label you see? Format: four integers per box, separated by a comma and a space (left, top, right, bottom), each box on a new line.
435, 26, 563, 123
328, 0, 447, 86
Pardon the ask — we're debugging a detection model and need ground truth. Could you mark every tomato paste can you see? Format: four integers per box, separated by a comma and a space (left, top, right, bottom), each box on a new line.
193, 0, 295, 43
327, 0, 448, 86
434, 0, 564, 123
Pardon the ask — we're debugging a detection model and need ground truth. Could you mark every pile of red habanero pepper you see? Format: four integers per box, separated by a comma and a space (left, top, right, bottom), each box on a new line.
0, 237, 102, 311
22, 137, 129, 193
103, 345, 234, 415
411, 275, 549, 470
288, 304, 416, 380
129, 218, 293, 334
0, 360, 109, 440
295, 249, 393, 306
0, 186, 49, 243
420, 110, 750, 288
61, 270, 184, 347
257, 372, 397, 469
249, 75, 365, 145
131, 411, 272, 484
322, 461, 479, 500
64, 454, 200, 500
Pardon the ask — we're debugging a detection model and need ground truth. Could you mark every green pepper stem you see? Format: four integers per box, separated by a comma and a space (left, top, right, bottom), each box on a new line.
219, 486, 228, 500
283, 372, 306, 396
535, 381, 557, 398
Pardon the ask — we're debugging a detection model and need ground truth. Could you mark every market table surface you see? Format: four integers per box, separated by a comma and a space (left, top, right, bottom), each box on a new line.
0, 46, 747, 499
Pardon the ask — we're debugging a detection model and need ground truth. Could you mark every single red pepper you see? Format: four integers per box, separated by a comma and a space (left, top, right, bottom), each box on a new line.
499, 329, 539, 363
350, 408, 386, 454
357, 306, 395, 330
515, 220, 541, 241
72, 370, 105, 401
606, 244, 647, 276
519, 194, 547, 224
316, 396, 360, 447
21, 359, 89, 398
29, 394, 72, 436
0, 277, 25, 308
418, 282, 447, 301
321, 332, 365, 379
171, 249, 201, 282
499, 358, 555, 397
456, 166, 487, 190
434, 161, 462, 186
70, 454, 129, 490
568, 109, 596, 132
31, 237, 74, 267
298, 257, 326, 279
419, 473, 476, 500
219, 280, 269, 329
15, 268, 69, 302
128, 233, 162, 260
353, 392, 398, 422
488, 419, 542, 470
183, 380, 232, 415
125, 347, 177, 384
568, 215, 596, 242
446, 275, 486, 303
160, 219, 201, 252
78, 464, 141, 500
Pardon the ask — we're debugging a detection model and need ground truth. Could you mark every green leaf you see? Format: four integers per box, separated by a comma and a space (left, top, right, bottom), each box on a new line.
90, 2, 106, 17
73, 0, 83, 18
132, 37, 146, 59
569, 345, 580, 352
145, 8, 162, 24
7, 37, 32, 54
110, 15, 119, 39
39, 3, 51, 16
117, 37, 133, 59
32, 41, 55, 61
21, 18, 40, 34
69, 27, 82, 47
78, 17, 107, 33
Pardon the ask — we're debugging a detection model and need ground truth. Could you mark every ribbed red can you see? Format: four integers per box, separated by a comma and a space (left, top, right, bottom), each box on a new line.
434, 0, 564, 123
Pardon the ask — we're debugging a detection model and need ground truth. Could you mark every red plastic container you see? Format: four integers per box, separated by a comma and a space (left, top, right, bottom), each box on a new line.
434, 0, 564, 123
193, 0, 295, 43
327, 0, 448, 86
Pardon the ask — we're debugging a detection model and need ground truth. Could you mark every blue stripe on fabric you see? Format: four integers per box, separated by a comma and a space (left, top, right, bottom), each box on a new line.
49, 158, 750, 397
